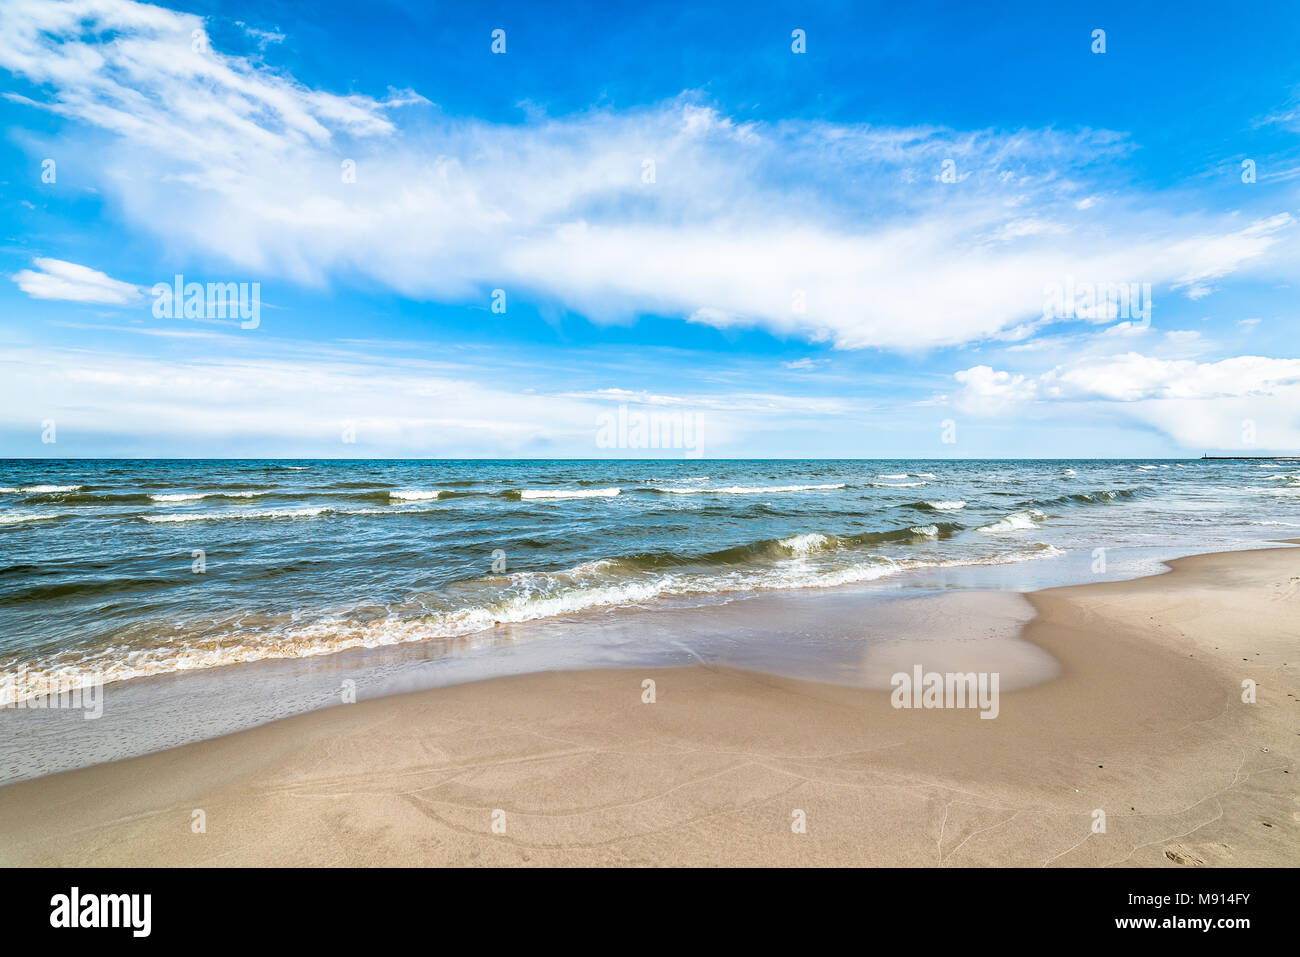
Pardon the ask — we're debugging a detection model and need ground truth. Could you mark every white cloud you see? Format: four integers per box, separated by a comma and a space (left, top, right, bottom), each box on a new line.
0, 335, 865, 455
957, 352, 1300, 404
989, 217, 1065, 241
0, 0, 1296, 352
951, 365, 1039, 414
0, 341, 648, 453
1049, 353, 1300, 402
13, 258, 141, 304
237, 22, 285, 48
557, 386, 846, 415
951, 352, 1300, 449
1161, 330, 1207, 355
1166, 213, 1295, 298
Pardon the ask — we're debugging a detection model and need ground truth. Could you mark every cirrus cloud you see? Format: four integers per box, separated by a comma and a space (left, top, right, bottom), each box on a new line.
13, 258, 142, 304
951, 352, 1300, 449
2, 0, 1298, 353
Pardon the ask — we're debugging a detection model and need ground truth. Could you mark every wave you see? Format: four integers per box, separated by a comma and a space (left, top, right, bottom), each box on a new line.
0, 541, 1065, 701
0, 484, 84, 494
876, 473, 935, 479
871, 481, 924, 487
141, 506, 334, 523
1031, 487, 1147, 509
646, 483, 845, 495
389, 489, 442, 501
517, 487, 621, 500
581, 522, 963, 573
150, 491, 266, 503
139, 488, 448, 508
914, 500, 966, 511
0, 511, 65, 526
3, 487, 278, 505
778, 532, 834, 556
977, 509, 1046, 533
9, 491, 154, 505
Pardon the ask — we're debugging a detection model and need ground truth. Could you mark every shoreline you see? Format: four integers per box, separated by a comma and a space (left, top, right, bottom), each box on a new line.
0, 543, 1296, 866
0, 539, 1282, 785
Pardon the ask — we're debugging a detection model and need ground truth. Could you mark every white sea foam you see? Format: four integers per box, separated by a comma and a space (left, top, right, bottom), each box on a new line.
4, 484, 84, 493
142, 506, 332, 523
779, 532, 833, 555
150, 491, 265, 503
389, 489, 442, 501
925, 500, 966, 509
872, 481, 924, 487
977, 509, 1046, 533
1243, 481, 1300, 494
653, 483, 845, 494
520, 487, 621, 500
0, 511, 63, 525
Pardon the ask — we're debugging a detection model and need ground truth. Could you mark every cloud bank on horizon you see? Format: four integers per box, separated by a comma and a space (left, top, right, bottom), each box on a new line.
1, 0, 1298, 456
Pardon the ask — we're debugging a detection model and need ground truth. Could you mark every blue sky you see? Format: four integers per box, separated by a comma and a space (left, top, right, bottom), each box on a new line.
2, 0, 1299, 457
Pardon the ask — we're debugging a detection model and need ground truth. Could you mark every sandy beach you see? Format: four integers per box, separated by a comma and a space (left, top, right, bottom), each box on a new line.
1, 543, 1295, 867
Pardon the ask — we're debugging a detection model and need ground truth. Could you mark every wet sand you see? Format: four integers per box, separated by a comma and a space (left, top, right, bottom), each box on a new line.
0, 545, 1296, 866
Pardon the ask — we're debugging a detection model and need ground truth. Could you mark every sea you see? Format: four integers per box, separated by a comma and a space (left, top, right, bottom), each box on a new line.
1, 458, 1298, 780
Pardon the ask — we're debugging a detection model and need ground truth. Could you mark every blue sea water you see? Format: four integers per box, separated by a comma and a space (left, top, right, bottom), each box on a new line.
1, 457, 1298, 705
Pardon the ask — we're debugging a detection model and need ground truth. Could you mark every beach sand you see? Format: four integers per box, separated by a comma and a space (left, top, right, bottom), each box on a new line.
1, 545, 1296, 867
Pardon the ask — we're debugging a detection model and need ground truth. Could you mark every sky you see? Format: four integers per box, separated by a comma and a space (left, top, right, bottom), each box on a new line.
1, 0, 1299, 458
